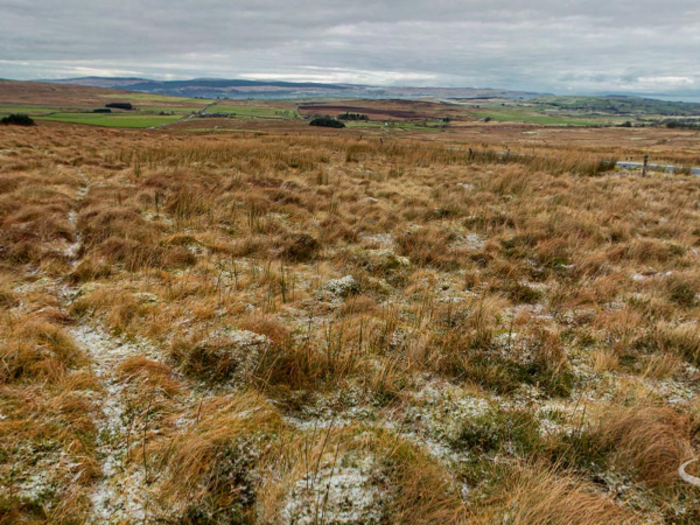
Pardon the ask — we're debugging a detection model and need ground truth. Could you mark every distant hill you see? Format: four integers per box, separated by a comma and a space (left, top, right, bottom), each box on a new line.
533, 95, 700, 116
0, 79, 137, 106
39, 77, 551, 101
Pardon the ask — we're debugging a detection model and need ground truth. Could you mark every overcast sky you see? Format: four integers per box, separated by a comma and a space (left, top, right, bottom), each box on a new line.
2, 0, 700, 95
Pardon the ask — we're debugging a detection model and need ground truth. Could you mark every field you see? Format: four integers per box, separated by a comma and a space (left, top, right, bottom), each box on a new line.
2, 93, 700, 524
5, 80, 700, 133
33, 113, 185, 128
0, 81, 216, 129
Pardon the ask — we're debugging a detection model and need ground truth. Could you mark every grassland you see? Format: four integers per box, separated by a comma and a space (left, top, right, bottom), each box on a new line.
469, 105, 619, 126
2, 114, 700, 524
213, 103, 300, 120
34, 113, 184, 128
0, 105, 73, 116
97, 93, 216, 105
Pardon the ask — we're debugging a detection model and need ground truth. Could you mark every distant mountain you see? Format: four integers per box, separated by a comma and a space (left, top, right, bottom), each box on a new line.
0, 79, 136, 106
39, 77, 551, 101
599, 92, 700, 104
533, 94, 700, 116
39, 77, 151, 89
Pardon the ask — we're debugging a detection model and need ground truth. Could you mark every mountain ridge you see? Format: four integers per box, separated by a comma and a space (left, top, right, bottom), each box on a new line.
36, 76, 552, 100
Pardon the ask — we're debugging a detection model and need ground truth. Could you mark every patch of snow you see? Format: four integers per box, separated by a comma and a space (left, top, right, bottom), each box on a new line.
68, 325, 160, 524
280, 454, 387, 525
359, 233, 394, 248
632, 271, 673, 281
323, 276, 360, 298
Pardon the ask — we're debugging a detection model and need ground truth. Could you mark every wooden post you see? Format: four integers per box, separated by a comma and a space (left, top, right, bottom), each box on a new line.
642, 154, 649, 177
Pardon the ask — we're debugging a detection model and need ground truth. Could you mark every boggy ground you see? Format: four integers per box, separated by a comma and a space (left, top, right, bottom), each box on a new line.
2, 124, 700, 524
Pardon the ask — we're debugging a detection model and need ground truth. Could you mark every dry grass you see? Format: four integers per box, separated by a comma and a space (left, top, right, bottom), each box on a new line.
2, 122, 700, 523
599, 405, 694, 487
0, 318, 87, 384
470, 465, 635, 525
156, 392, 282, 522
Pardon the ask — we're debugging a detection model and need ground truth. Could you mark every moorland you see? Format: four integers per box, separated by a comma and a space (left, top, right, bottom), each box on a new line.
2, 80, 700, 524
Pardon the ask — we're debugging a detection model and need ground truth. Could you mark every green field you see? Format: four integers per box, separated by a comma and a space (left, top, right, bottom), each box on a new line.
211, 104, 300, 119
0, 105, 89, 116
344, 120, 445, 132
138, 106, 202, 115
470, 105, 618, 126
35, 113, 183, 128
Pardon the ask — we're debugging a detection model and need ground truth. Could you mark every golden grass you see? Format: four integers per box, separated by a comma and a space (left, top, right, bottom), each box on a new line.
2, 123, 700, 523
599, 405, 693, 487
470, 465, 636, 525
157, 392, 282, 522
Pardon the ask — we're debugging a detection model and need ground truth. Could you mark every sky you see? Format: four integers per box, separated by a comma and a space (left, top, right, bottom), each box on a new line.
2, 0, 700, 96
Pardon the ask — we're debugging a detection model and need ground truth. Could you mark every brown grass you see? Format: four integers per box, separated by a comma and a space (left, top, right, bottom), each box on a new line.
2, 121, 700, 523
470, 465, 635, 525
599, 405, 694, 487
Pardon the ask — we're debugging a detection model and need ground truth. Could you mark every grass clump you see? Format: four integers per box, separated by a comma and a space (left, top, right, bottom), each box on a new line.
158, 393, 282, 524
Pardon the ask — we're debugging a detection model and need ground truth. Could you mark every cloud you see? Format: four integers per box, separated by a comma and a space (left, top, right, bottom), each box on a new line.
1, 0, 700, 95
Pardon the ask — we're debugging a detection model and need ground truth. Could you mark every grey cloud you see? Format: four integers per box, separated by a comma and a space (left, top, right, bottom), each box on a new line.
1, 0, 699, 95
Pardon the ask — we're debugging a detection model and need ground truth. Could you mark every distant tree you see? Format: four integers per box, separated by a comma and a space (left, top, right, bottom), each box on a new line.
1, 114, 35, 126
338, 112, 369, 121
663, 119, 699, 130
105, 102, 133, 110
310, 117, 345, 128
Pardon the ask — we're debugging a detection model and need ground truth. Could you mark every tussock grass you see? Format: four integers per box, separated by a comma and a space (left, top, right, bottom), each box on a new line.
1, 318, 86, 384
470, 465, 635, 524
158, 392, 282, 523
599, 405, 693, 487
3, 123, 700, 523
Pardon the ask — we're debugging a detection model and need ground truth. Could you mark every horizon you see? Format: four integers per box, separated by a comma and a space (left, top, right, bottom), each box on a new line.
6, 75, 700, 104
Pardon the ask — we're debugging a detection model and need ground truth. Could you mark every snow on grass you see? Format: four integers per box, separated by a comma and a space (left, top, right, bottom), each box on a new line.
63, 209, 81, 262
69, 325, 161, 524
323, 275, 360, 299
280, 454, 388, 525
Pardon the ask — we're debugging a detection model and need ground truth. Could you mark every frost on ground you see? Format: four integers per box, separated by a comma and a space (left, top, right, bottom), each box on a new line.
397, 381, 492, 462
323, 275, 360, 299
280, 454, 388, 525
69, 325, 161, 525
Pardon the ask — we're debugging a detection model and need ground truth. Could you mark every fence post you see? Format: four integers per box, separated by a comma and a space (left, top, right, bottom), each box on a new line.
642, 155, 649, 177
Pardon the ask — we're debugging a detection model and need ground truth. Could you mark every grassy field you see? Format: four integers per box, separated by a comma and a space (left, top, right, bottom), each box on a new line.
470, 105, 621, 126
35, 113, 184, 128
138, 106, 202, 115
212, 103, 301, 119
0, 82, 213, 128
343, 120, 446, 133
0, 105, 80, 116
97, 92, 216, 105
2, 118, 700, 524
